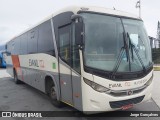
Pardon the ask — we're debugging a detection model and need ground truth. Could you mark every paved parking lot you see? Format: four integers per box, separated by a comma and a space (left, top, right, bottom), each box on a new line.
152, 71, 160, 108
0, 69, 160, 120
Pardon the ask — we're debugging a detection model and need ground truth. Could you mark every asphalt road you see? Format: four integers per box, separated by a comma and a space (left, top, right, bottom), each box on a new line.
0, 69, 160, 120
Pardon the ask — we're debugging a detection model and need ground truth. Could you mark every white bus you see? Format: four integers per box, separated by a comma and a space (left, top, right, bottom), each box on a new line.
6, 6, 153, 113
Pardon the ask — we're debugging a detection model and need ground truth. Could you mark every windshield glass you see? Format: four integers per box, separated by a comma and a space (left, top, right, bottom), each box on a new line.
82, 13, 152, 72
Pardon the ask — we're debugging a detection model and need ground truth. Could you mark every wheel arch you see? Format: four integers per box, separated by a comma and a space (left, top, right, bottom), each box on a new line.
44, 74, 60, 100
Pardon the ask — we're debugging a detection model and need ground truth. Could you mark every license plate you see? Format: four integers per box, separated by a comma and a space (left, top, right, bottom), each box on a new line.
121, 104, 133, 110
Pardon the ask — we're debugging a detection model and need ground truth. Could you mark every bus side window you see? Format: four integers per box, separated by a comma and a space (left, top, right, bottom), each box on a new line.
28, 27, 38, 54
38, 20, 55, 56
59, 25, 71, 65
71, 23, 80, 73
20, 33, 28, 55
12, 38, 20, 55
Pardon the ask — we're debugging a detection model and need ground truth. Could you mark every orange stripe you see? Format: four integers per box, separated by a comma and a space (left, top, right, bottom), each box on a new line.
11, 55, 23, 80
11, 55, 20, 70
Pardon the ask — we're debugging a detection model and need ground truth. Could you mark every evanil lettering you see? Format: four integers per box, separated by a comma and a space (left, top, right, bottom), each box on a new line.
29, 59, 39, 67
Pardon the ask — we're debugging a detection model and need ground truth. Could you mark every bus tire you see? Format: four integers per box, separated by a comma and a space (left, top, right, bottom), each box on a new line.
13, 69, 21, 84
48, 81, 63, 108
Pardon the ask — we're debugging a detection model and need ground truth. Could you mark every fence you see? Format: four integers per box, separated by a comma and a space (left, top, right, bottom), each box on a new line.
152, 48, 160, 65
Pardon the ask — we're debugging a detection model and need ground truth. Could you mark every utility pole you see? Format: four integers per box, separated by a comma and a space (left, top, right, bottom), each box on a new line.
157, 21, 160, 48
136, 0, 141, 18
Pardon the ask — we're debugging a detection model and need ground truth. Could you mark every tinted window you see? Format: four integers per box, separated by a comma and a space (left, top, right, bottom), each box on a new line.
82, 13, 124, 71
71, 23, 80, 73
13, 38, 20, 55
38, 20, 55, 55
20, 33, 28, 54
52, 12, 73, 46
59, 25, 71, 65
28, 27, 38, 54
7, 42, 12, 54
10, 41, 14, 54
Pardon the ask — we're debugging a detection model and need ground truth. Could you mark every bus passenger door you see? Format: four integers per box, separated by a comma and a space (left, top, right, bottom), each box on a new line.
58, 24, 73, 105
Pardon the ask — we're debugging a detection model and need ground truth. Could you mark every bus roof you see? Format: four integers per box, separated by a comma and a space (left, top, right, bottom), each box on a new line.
8, 6, 140, 42
53, 6, 140, 19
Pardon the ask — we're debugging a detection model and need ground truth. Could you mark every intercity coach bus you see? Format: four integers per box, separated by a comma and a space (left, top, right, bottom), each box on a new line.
0, 44, 7, 68
0, 51, 7, 68
6, 6, 153, 113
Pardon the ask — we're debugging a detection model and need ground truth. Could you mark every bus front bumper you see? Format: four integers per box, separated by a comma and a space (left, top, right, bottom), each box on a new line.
82, 81, 153, 113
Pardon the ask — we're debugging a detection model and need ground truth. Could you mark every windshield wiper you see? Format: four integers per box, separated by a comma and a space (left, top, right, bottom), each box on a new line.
126, 32, 146, 72
110, 47, 125, 79
110, 32, 146, 79
110, 32, 129, 79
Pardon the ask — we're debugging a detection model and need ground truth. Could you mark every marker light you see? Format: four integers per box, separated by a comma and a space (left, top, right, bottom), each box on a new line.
84, 78, 111, 93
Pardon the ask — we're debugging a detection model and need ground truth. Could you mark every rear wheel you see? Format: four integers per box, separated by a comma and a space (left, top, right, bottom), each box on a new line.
14, 70, 21, 84
48, 82, 63, 107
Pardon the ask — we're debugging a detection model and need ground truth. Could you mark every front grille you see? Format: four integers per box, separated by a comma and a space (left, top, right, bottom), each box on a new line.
109, 95, 145, 109
110, 86, 146, 97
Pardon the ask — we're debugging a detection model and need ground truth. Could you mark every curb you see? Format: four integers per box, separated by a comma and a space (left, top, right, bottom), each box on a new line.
154, 66, 160, 71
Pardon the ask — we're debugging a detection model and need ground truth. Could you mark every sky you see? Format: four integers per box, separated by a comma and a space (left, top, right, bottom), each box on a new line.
0, 0, 159, 45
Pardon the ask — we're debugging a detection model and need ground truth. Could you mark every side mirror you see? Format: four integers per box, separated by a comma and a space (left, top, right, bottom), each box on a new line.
75, 22, 83, 49
71, 14, 84, 49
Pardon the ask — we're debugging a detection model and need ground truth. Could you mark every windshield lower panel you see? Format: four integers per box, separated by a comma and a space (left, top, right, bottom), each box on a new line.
81, 13, 152, 80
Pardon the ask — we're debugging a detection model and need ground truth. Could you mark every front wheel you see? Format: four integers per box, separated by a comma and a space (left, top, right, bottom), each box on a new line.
49, 83, 63, 108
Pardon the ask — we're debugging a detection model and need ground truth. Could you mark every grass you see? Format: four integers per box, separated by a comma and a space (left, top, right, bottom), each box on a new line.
154, 66, 160, 71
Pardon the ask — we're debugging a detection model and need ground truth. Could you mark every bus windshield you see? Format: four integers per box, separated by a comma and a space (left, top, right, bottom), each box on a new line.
82, 13, 152, 72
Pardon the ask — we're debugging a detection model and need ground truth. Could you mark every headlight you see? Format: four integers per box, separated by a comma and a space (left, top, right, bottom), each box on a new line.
145, 74, 153, 86
83, 78, 111, 93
